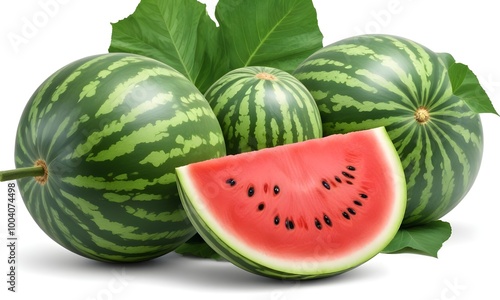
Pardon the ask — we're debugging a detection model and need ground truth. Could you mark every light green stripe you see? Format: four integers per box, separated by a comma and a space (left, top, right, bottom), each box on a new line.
60, 189, 140, 235
285, 80, 322, 138
103, 193, 131, 203
234, 88, 252, 148
425, 124, 456, 220
294, 70, 378, 94
94, 67, 182, 117
426, 75, 453, 110
253, 80, 269, 149
431, 123, 472, 188
388, 120, 415, 152
139, 134, 205, 167
47, 116, 70, 158
72, 92, 174, 159
332, 115, 403, 132
66, 114, 90, 138
400, 128, 423, 207
407, 128, 435, 217
273, 82, 295, 144
124, 206, 187, 222
87, 96, 212, 162
132, 194, 162, 201
50, 206, 81, 247
50, 55, 109, 104
331, 93, 408, 113
27, 74, 58, 146
50, 71, 82, 103
60, 189, 190, 245
79, 80, 100, 101
355, 67, 416, 108
89, 227, 193, 254
388, 36, 433, 101
321, 43, 375, 57
62, 175, 148, 191
61, 172, 177, 192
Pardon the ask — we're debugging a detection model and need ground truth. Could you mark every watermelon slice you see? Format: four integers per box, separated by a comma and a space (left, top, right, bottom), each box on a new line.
176, 127, 406, 280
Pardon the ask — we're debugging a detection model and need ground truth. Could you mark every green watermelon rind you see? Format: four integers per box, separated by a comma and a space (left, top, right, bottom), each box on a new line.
176, 127, 406, 280
293, 34, 483, 226
205, 66, 323, 155
15, 53, 226, 262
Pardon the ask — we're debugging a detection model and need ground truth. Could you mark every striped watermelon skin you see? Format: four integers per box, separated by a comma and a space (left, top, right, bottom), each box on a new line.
205, 66, 322, 154
14, 53, 226, 262
293, 34, 483, 226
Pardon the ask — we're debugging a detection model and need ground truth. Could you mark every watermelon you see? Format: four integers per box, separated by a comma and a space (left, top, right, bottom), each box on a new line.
4, 53, 226, 262
204, 66, 323, 154
293, 34, 483, 226
176, 127, 406, 279
177, 66, 323, 259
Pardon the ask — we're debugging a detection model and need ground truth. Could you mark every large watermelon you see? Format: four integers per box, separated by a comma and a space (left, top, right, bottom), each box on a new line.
6, 53, 226, 262
293, 34, 483, 226
176, 127, 406, 279
204, 66, 323, 154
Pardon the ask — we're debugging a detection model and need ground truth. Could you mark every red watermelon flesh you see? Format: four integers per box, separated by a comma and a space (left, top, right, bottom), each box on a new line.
176, 127, 406, 279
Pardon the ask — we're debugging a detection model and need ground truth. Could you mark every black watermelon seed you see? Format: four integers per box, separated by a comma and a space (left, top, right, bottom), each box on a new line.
248, 187, 255, 197
226, 178, 236, 186
342, 171, 355, 179
347, 207, 356, 215
342, 212, 350, 220
353, 200, 363, 206
335, 176, 342, 183
258, 203, 265, 211
322, 180, 330, 190
323, 214, 332, 226
346, 180, 353, 185
360, 193, 368, 199
274, 216, 280, 225
273, 185, 280, 195
314, 218, 322, 230
347, 166, 356, 171
285, 219, 295, 230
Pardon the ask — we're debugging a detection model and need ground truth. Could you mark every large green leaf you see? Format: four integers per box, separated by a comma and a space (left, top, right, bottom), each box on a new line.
109, 0, 226, 93
439, 52, 498, 115
382, 220, 452, 257
215, 0, 323, 73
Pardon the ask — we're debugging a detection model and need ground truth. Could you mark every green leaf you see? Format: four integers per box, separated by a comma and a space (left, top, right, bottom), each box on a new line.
108, 0, 227, 93
438, 52, 498, 115
382, 220, 452, 258
215, 0, 323, 73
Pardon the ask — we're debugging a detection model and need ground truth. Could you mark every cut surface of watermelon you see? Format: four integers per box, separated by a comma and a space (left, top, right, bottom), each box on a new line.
176, 127, 406, 279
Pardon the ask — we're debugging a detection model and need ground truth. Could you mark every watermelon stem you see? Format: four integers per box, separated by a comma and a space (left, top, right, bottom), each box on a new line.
414, 107, 431, 124
0, 166, 45, 182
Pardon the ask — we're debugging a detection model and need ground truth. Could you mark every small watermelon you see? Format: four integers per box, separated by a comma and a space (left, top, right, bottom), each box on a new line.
293, 34, 483, 226
2, 53, 226, 262
176, 127, 406, 280
204, 66, 323, 154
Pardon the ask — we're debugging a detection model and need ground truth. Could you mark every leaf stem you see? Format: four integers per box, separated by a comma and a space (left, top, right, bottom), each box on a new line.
0, 166, 45, 182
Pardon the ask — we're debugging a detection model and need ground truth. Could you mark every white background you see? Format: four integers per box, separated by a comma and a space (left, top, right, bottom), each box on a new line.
1, 0, 499, 299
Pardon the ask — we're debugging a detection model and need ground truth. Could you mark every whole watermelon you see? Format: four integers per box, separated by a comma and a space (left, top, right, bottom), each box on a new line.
205, 66, 322, 154
13, 53, 226, 262
293, 34, 483, 226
